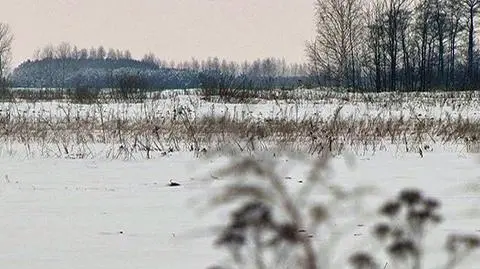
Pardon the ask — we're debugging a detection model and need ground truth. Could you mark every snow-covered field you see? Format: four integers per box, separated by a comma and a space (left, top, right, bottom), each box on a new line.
0, 90, 479, 268
0, 150, 479, 269
2, 89, 480, 123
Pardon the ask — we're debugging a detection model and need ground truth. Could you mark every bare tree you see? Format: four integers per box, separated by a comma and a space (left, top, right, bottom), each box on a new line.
384, 0, 411, 91
56, 42, 72, 89
56, 42, 72, 59
365, 0, 387, 91
123, 50, 132, 59
115, 49, 123, 59
307, 0, 364, 88
71, 45, 80, 60
415, 0, 434, 90
41, 44, 55, 59
97, 46, 106, 60
0, 23, 13, 84
433, 0, 447, 88
142, 52, 156, 64
465, 0, 480, 87
190, 57, 200, 71
302, 0, 480, 91
88, 47, 97, 59
107, 48, 117, 60
32, 48, 41, 61
446, 0, 464, 88
306, 40, 328, 86
79, 48, 88, 59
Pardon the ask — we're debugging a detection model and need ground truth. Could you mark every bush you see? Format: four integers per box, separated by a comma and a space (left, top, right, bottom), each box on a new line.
0, 80, 13, 101
112, 74, 148, 102
12, 88, 65, 102
198, 71, 262, 103
67, 87, 101, 104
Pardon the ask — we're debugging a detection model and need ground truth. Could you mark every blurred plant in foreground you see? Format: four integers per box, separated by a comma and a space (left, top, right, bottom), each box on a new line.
204, 153, 479, 269
349, 188, 479, 269
205, 152, 375, 269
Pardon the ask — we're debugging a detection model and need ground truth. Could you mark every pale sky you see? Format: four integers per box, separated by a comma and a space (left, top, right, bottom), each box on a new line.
1, 0, 316, 68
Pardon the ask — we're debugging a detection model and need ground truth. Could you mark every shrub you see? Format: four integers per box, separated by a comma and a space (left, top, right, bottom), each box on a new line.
112, 74, 148, 102
67, 87, 100, 104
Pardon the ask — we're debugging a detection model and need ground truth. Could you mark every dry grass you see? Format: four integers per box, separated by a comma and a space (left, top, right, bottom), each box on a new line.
1, 89, 480, 159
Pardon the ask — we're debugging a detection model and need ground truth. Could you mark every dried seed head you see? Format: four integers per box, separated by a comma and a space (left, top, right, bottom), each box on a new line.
276, 223, 301, 243
429, 213, 443, 224
399, 189, 423, 206
310, 205, 329, 223
349, 252, 377, 269
230, 218, 247, 230
215, 228, 245, 246
446, 234, 459, 253
402, 240, 418, 255
391, 228, 405, 239
388, 239, 418, 259
423, 197, 441, 211
445, 234, 480, 251
388, 241, 406, 258
408, 209, 431, 226
373, 223, 391, 240
379, 201, 401, 217
462, 235, 480, 249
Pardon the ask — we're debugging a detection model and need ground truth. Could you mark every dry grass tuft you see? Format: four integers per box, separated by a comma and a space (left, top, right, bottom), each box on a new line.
1, 89, 480, 159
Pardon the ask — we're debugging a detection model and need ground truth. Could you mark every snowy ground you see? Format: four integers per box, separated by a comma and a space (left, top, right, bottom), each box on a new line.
2, 90, 480, 123
0, 90, 479, 268
0, 149, 479, 269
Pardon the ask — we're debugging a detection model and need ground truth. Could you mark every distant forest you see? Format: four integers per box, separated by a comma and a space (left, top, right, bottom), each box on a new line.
307, 0, 480, 92
11, 43, 310, 90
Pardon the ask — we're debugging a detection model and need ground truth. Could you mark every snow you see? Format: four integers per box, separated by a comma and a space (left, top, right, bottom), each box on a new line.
0, 149, 479, 268
0, 156, 217, 269
2, 90, 480, 123
0, 90, 479, 268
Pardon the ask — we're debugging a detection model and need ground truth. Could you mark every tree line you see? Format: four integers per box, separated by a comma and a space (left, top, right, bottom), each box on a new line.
4, 0, 480, 94
9, 42, 310, 90
307, 0, 480, 91
31, 42, 309, 78
157, 56, 311, 91
145, 55, 309, 78
32, 43, 133, 61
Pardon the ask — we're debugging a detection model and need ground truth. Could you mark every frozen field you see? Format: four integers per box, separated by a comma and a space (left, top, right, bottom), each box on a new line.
2, 90, 480, 123
0, 149, 479, 269
0, 90, 479, 268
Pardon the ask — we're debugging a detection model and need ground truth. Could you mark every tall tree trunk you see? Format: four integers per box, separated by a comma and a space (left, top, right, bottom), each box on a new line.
350, 29, 356, 89
420, 23, 427, 91
401, 30, 411, 90
427, 40, 434, 89
449, 20, 459, 89
438, 22, 445, 88
468, 6, 475, 87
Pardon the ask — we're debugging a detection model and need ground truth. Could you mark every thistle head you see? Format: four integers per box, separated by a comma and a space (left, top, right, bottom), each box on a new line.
379, 200, 401, 217
399, 188, 423, 207
349, 252, 377, 269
